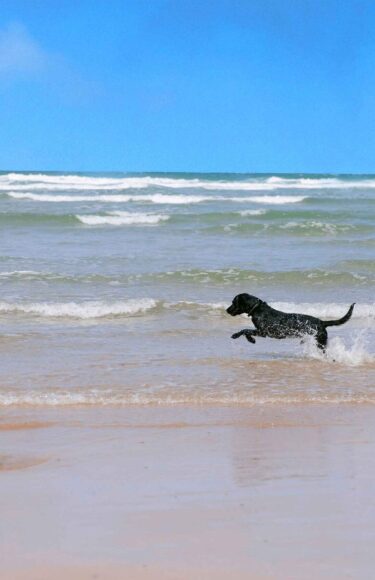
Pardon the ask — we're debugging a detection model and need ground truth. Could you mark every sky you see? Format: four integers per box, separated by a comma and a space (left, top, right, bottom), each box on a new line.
0, 0, 374, 173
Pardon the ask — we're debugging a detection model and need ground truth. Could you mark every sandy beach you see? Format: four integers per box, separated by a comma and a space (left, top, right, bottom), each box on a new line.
1, 404, 375, 579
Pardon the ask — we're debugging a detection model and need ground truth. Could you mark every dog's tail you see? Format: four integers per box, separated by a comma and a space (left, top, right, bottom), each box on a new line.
323, 303, 355, 327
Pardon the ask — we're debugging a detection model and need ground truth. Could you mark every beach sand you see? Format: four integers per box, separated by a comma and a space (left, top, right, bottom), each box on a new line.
1, 404, 374, 579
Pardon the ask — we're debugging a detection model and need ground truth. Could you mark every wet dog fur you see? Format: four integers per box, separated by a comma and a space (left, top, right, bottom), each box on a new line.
226, 293, 355, 351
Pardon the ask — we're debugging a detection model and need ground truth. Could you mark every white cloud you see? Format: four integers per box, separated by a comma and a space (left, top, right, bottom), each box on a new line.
0, 22, 47, 74
0, 21, 100, 104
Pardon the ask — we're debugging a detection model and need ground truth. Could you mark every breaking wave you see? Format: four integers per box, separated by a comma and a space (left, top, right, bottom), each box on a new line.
2, 172, 375, 192
239, 209, 267, 216
6, 191, 212, 204
6, 191, 307, 205
0, 298, 372, 321
76, 211, 169, 226
179, 301, 375, 321
236, 195, 306, 204
267, 302, 375, 320
0, 299, 158, 319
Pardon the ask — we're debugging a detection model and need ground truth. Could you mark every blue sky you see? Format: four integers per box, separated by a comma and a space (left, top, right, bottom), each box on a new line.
0, 0, 374, 173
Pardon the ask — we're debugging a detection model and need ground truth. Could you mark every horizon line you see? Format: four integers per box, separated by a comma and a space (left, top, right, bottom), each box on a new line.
1, 168, 375, 176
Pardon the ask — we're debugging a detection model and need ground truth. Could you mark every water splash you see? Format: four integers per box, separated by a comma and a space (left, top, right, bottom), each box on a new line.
302, 330, 374, 366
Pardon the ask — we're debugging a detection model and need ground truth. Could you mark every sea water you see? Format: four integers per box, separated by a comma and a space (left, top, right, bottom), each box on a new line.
0, 172, 374, 406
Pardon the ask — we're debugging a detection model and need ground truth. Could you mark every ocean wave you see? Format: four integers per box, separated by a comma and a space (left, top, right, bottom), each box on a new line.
176, 301, 375, 320
265, 176, 375, 189
239, 209, 267, 216
0, 270, 113, 283
268, 302, 375, 319
0, 211, 77, 225
6, 191, 307, 205
0, 208, 371, 230
218, 221, 371, 236
233, 195, 306, 204
0, 210, 169, 226
238, 208, 372, 221
0, 297, 373, 321
334, 259, 375, 272
0, 270, 44, 279
139, 268, 373, 286
279, 221, 358, 235
2, 172, 375, 192
0, 268, 372, 287
76, 211, 169, 226
0, 299, 158, 319
6, 191, 212, 204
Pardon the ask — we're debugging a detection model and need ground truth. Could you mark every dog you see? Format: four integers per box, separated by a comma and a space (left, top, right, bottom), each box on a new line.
226, 293, 355, 351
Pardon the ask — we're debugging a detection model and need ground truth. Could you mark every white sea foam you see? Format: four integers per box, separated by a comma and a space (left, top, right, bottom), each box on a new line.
2, 172, 375, 191
0, 299, 157, 319
233, 195, 307, 204
239, 209, 267, 216
145, 194, 211, 204
0, 298, 372, 321
265, 176, 375, 189
302, 331, 374, 366
76, 211, 169, 226
6, 191, 307, 205
0, 270, 41, 278
1, 382, 375, 406
7, 191, 112, 202
0, 270, 87, 282
7, 191, 211, 204
279, 221, 354, 234
0, 391, 112, 407
0, 298, 373, 324
270, 302, 374, 320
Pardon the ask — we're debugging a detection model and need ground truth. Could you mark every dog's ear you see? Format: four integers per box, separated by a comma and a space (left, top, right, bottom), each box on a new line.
238, 294, 248, 307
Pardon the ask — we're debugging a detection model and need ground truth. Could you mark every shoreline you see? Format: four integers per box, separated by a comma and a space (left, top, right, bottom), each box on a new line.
1, 404, 375, 579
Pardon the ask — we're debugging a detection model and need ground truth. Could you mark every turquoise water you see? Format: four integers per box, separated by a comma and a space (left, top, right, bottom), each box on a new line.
0, 172, 374, 405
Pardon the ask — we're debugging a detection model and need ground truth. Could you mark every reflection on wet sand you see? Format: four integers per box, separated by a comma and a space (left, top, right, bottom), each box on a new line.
0, 421, 54, 431
0, 455, 48, 472
1, 406, 375, 579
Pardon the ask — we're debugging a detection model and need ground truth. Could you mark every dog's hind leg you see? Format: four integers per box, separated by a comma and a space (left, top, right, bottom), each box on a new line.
316, 329, 328, 352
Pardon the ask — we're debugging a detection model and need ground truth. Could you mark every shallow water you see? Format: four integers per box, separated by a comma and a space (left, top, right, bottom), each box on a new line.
0, 171, 374, 406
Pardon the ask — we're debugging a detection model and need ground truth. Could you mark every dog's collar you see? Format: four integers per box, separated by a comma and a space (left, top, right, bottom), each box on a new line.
248, 300, 261, 316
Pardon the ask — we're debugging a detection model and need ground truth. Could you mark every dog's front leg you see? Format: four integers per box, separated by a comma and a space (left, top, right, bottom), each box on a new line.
231, 329, 257, 343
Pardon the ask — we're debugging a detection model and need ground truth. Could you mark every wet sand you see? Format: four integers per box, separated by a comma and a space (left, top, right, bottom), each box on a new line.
1, 404, 375, 579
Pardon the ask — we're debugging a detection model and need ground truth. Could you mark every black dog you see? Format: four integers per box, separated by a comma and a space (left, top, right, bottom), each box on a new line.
226, 293, 355, 351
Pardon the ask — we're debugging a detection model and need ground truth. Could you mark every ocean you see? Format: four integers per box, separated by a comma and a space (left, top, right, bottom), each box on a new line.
0, 171, 374, 407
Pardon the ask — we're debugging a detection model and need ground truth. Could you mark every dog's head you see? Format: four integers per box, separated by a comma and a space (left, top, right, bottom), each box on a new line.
226, 293, 262, 317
